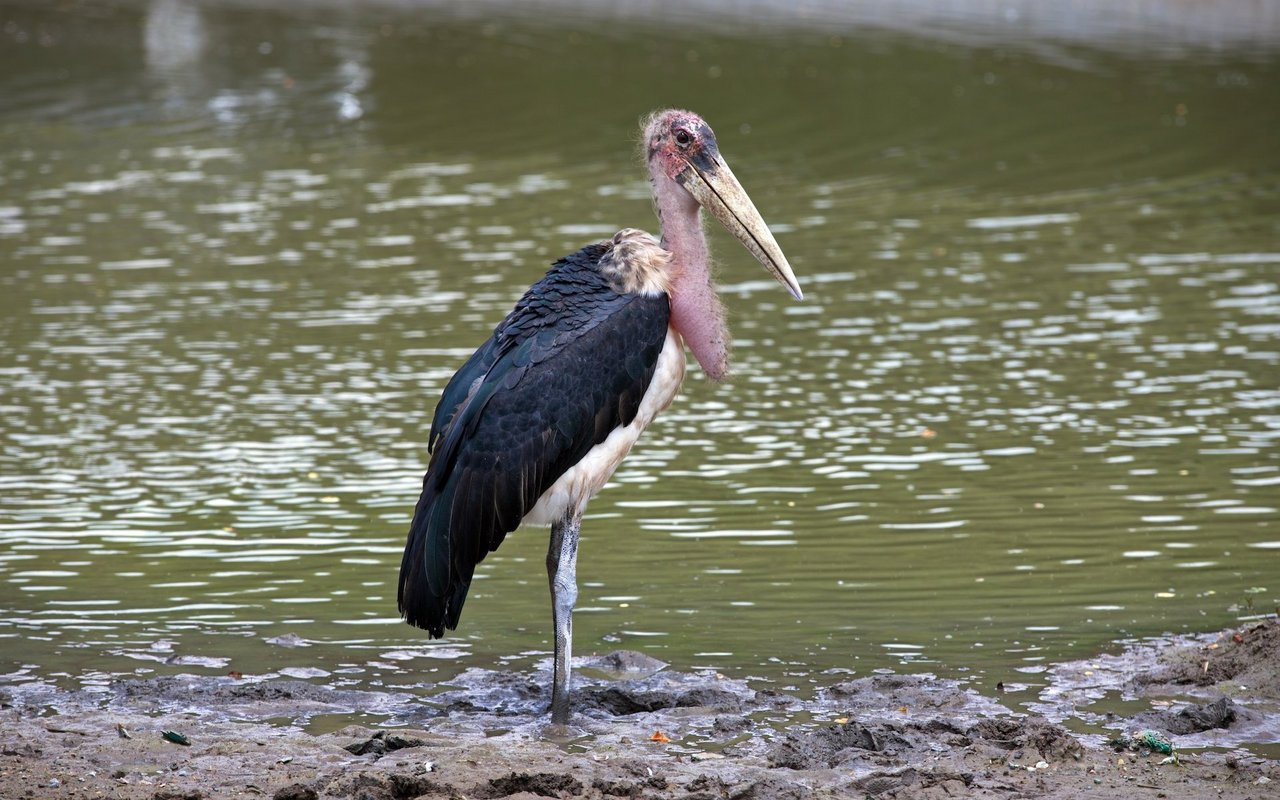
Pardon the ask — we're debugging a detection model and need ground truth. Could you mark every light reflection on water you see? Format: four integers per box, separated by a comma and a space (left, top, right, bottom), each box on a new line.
0, 1, 1278, 708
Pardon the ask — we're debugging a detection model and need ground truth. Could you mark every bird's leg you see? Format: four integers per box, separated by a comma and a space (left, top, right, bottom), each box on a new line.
546, 513, 581, 725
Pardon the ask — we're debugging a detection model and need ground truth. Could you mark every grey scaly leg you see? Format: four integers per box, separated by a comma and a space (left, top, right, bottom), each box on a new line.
546, 513, 581, 724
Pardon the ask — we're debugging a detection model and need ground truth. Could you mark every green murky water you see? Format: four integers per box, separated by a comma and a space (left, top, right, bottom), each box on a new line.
1, 2, 1278, 700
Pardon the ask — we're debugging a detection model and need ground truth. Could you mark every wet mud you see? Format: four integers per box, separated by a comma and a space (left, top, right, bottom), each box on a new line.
1, 621, 1276, 799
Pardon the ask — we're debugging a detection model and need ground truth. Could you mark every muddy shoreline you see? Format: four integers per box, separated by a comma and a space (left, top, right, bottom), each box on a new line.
2, 620, 1276, 799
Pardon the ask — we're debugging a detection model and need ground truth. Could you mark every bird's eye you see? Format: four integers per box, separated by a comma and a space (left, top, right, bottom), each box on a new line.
674, 129, 692, 147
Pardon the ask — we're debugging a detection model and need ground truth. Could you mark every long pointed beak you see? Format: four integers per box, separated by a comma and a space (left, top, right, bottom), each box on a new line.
676, 153, 803, 301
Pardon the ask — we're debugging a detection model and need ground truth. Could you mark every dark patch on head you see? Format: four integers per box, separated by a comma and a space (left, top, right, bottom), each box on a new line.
694, 120, 717, 149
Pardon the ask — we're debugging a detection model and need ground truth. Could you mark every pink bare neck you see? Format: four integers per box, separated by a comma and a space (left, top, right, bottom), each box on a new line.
653, 172, 730, 381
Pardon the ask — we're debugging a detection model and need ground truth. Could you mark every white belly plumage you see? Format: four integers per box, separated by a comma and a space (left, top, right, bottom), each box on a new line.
522, 327, 686, 527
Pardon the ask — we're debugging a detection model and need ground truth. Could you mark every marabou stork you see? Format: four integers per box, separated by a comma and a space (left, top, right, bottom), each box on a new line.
398, 109, 802, 724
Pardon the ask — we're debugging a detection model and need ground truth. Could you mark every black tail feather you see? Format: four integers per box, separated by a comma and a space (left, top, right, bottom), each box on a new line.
398, 468, 470, 638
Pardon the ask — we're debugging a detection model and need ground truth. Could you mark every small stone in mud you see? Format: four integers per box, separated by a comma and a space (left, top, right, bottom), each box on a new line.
610, 759, 668, 788
969, 715, 1082, 761
729, 775, 808, 800
591, 777, 642, 797
769, 720, 911, 769
327, 772, 444, 800
679, 687, 744, 711
853, 767, 972, 797
712, 715, 750, 735
388, 774, 448, 798
273, 784, 318, 800
684, 774, 729, 797
583, 650, 668, 676
582, 685, 742, 716
1130, 697, 1240, 735
1176, 697, 1237, 731
586, 687, 652, 715
478, 771, 583, 798
344, 730, 425, 757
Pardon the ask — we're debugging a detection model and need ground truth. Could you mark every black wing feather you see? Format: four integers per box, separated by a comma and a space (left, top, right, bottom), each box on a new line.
399, 243, 670, 636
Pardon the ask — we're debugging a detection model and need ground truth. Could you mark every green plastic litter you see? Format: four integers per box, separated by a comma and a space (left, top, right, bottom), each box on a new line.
1136, 730, 1173, 755
161, 730, 191, 746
